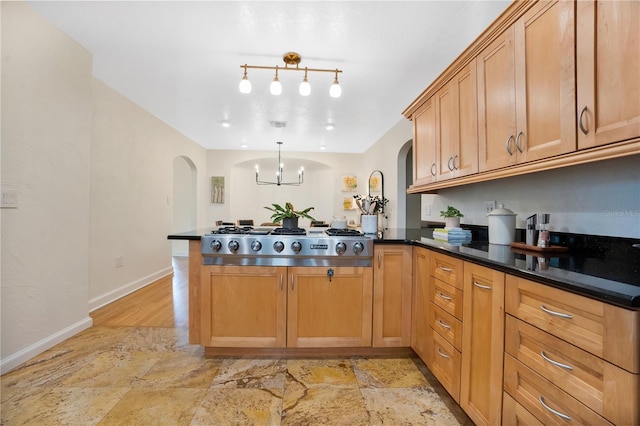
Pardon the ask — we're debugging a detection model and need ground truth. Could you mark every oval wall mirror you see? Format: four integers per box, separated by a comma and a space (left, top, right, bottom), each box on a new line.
368, 170, 384, 213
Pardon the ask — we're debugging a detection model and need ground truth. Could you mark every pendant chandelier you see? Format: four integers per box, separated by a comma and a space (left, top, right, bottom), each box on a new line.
255, 142, 304, 186
239, 52, 342, 98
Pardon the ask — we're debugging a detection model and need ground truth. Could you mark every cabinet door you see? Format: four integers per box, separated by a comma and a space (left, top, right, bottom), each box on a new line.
478, 26, 517, 172
435, 82, 456, 181
577, 0, 640, 148
411, 247, 431, 364
514, 0, 576, 163
200, 265, 287, 348
460, 262, 505, 426
373, 245, 413, 347
413, 98, 437, 185
287, 266, 373, 348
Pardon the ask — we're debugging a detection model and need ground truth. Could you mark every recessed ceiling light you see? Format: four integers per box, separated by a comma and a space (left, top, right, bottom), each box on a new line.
319, 145, 327, 151
241, 144, 248, 149
220, 120, 230, 128
325, 123, 335, 131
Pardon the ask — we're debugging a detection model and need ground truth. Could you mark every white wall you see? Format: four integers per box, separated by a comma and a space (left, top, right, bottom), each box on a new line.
1, 2, 93, 372
422, 155, 640, 238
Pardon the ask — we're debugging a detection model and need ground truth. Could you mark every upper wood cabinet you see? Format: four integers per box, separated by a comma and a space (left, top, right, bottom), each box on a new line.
478, 0, 576, 172
576, 0, 640, 149
413, 98, 437, 186
373, 245, 413, 347
436, 60, 479, 181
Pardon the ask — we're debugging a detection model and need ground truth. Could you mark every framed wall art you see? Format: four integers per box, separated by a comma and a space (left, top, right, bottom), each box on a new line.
211, 176, 224, 204
342, 175, 358, 192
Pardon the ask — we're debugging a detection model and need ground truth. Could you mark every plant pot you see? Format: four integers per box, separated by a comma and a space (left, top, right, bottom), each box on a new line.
361, 215, 378, 234
282, 217, 299, 229
444, 217, 460, 229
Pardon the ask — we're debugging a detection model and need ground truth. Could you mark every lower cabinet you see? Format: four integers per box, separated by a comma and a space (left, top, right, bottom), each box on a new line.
373, 245, 413, 347
200, 265, 373, 348
460, 262, 505, 426
411, 246, 431, 361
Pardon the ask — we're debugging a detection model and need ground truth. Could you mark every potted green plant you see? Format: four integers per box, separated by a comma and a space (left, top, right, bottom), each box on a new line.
440, 205, 464, 228
264, 202, 315, 229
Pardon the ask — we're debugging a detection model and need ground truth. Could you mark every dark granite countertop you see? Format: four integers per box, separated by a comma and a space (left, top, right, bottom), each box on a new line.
168, 227, 640, 309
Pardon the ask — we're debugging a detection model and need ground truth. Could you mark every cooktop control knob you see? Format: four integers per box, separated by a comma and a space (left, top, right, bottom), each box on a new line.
291, 241, 302, 253
353, 241, 364, 254
228, 240, 239, 252
250, 240, 262, 252
273, 241, 285, 253
210, 240, 222, 251
335, 242, 347, 254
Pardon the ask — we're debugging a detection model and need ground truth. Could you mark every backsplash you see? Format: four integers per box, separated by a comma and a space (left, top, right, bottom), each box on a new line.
421, 155, 640, 239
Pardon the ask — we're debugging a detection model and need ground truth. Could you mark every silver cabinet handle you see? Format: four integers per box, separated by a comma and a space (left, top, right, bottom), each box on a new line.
437, 319, 451, 330
280, 274, 283, 290
378, 252, 382, 268
505, 134, 514, 156
437, 348, 450, 359
453, 155, 459, 170
515, 131, 524, 153
579, 105, 589, 135
540, 305, 573, 319
438, 292, 452, 301
447, 157, 454, 171
431, 163, 437, 176
539, 396, 572, 421
438, 266, 453, 272
540, 351, 573, 370
473, 281, 492, 290
291, 273, 294, 291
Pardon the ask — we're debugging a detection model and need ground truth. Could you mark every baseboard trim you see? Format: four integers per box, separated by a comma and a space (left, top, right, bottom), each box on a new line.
0, 317, 93, 375
88, 266, 174, 312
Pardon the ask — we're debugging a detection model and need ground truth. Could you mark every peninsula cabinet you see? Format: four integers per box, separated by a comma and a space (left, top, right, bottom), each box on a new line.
576, 0, 640, 149
373, 245, 412, 347
200, 265, 373, 349
459, 262, 505, 426
504, 275, 640, 425
478, 0, 576, 172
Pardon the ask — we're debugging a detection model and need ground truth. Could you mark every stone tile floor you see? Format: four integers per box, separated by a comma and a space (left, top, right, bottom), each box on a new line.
1, 326, 471, 425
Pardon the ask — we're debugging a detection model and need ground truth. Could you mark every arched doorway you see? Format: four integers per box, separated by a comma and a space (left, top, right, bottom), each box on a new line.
172, 156, 197, 256
397, 140, 421, 229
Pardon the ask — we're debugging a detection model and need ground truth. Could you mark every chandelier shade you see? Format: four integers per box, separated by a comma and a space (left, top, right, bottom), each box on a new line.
240, 52, 342, 98
255, 142, 304, 186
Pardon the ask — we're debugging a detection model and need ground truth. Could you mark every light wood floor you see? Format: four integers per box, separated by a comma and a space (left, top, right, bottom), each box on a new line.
90, 257, 189, 328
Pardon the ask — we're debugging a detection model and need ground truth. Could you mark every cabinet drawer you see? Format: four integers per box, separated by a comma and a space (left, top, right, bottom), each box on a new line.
505, 315, 639, 426
502, 391, 544, 426
504, 355, 613, 425
431, 252, 464, 289
429, 303, 462, 350
505, 275, 640, 373
430, 278, 463, 320
430, 327, 461, 402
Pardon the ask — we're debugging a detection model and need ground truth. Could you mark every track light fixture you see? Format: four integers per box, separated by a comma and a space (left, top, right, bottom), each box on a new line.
240, 52, 342, 98
255, 142, 304, 186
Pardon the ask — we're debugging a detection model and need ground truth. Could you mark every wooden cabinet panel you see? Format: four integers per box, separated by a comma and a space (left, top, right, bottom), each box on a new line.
430, 252, 464, 289
502, 391, 544, 426
413, 98, 437, 185
428, 304, 462, 351
504, 354, 614, 425
506, 315, 640, 425
373, 245, 412, 347
287, 266, 373, 348
411, 247, 431, 363
200, 265, 287, 348
505, 274, 640, 373
460, 262, 505, 426
430, 278, 463, 320
430, 327, 462, 402
435, 82, 456, 181
478, 26, 517, 171
577, 0, 640, 149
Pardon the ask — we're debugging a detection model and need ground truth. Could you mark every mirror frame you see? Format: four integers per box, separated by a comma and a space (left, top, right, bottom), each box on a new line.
368, 170, 384, 213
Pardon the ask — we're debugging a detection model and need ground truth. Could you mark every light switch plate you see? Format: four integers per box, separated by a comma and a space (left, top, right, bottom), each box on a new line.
1, 190, 18, 208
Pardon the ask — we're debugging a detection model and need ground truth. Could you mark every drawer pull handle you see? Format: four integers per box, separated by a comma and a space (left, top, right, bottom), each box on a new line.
437, 348, 450, 359
539, 396, 572, 421
437, 319, 451, 330
540, 305, 573, 319
473, 281, 492, 290
438, 266, 453, 272
540, 351, 574, 370
438, 293, 452, 301
280, 274, 283, 290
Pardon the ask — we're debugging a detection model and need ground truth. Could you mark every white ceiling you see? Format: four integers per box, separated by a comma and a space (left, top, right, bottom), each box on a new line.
26, 1, 510, 154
